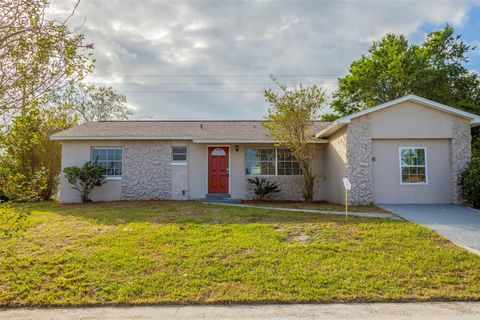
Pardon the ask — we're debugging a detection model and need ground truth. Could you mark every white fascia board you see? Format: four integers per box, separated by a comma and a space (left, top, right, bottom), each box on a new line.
50, 136, 194, 141
315, 120, 348, 138
342, 95, 480, 124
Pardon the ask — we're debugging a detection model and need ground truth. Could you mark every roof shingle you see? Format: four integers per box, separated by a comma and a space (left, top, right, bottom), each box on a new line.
51, 120, 332, 142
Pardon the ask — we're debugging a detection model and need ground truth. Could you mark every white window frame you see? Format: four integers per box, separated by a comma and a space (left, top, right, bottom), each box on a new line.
91, 147, 123, 180
171, 146, 188, 164
399, 147, 428, 185
244, 148, 301, 177
245, 147, 277, 176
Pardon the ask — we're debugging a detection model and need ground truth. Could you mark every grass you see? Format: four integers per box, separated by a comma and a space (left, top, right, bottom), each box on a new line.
240, 200, 389, 213
1, 200, 480, 307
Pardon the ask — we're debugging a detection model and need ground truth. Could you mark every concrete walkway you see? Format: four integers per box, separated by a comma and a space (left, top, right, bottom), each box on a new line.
379, 204, 480, 255
205, 202, 399, 219
2, 303, 480, 320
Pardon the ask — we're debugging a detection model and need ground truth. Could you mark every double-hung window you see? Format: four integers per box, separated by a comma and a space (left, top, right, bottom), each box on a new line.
172, 146, 188, 162
91, 147, 122, 177
399, 147, 427, 184
245, 148, 300, 176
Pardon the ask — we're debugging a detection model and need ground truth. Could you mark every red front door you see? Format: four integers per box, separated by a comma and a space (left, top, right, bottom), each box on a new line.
208, 147, 229, 194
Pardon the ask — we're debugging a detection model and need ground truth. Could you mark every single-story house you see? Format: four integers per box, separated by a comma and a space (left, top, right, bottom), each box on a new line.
51, 95, 480, 205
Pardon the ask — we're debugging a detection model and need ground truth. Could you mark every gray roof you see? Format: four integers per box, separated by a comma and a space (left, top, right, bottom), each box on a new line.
51, 120, 331, 142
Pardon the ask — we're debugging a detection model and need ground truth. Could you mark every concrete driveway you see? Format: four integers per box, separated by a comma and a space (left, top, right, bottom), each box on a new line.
379, 204, 480, 255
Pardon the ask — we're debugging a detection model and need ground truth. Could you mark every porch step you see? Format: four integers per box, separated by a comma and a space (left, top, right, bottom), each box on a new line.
202, 198, 242, 205
197, 194, 241, 204
205, 193, 231, 199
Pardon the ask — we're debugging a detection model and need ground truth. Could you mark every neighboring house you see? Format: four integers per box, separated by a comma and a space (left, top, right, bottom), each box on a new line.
51, 95, 480, 205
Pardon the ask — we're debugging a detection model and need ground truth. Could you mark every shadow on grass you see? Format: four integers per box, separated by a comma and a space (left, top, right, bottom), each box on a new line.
30, 200, 401, 226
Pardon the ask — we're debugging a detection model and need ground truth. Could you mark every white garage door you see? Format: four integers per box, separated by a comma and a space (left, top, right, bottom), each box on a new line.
372, 139, 452, 204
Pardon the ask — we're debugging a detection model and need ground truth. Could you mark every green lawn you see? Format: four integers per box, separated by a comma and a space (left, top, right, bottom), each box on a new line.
1, 201, 480, 306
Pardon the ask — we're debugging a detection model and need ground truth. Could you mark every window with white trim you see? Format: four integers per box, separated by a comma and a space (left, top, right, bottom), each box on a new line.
91, 147, 122, 177
245, 148, 275, 175
172, 146, 188, 162
277, 149, 301, 175
245, 148, 300, 176
400, 147, 427, 184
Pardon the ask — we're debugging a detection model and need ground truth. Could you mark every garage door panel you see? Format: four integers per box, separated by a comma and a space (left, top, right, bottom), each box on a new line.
372, 139, 451, 204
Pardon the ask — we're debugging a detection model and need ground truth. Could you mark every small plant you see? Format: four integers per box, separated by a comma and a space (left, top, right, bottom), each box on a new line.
247, 177, 281, 200
0, 203, 31, 237
459, 159, 480, 208
63, 161, 106, 203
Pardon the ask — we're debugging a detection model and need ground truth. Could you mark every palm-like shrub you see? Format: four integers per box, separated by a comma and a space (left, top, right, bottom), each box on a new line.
247, 177, 281, 200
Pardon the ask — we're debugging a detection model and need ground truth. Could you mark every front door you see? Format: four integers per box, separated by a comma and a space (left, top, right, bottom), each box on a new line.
208, 147, 229, 194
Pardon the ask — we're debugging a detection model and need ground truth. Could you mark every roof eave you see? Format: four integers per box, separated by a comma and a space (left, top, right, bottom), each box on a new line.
50, 136, 195, 141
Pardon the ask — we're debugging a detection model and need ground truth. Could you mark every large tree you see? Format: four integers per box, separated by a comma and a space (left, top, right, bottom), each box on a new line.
329, 25, 480, 117
54, 84, 132, 122
0, 103, 76, 201
263, 79, 326, 202
0, 0, 93, 118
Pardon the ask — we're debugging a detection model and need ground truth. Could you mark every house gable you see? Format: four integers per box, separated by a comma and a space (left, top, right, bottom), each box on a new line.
316, 95, 480, 138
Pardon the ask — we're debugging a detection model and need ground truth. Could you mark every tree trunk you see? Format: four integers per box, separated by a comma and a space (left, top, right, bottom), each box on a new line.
301, 160, 315, 202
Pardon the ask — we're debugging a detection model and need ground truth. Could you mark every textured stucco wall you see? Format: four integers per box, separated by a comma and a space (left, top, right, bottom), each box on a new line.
122, 141, 172, 200
346, 117, 374, 205
451, 118, 472, 203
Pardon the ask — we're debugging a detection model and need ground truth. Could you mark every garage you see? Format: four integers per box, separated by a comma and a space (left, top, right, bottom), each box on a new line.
372, 139, 452, 204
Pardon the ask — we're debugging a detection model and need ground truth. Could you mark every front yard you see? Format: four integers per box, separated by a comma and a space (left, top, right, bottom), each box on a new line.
1, 201, 480, 306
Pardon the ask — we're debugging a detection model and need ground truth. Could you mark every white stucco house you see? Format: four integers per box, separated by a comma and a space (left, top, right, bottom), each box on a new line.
51, 95, 480, 205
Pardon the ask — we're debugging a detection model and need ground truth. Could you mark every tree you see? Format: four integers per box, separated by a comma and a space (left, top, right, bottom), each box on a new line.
328, 25, 480, 156
0, 0, 94, 118
0, 104, 76, 201
54, 84, 132, 122
64, 161, 106, 202
263, 79, 326, 202
330, 25, 480, 117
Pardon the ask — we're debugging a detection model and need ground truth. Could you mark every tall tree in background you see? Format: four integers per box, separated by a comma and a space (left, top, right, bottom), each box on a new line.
0, 0, 93, 118
54, 84, 132, 122
330, 25, 480, 117
263, 78, 326, 202
327, 25, 480, 156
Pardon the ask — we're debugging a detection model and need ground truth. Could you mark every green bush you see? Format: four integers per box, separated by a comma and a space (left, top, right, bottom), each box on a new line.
247, 177, 281, 200
0, 168, 48, 202
64, 161, 106, 202
459, 159, 480, 208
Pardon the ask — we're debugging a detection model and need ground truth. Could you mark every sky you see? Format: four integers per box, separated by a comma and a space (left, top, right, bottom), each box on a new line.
51, 0, 480, 120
